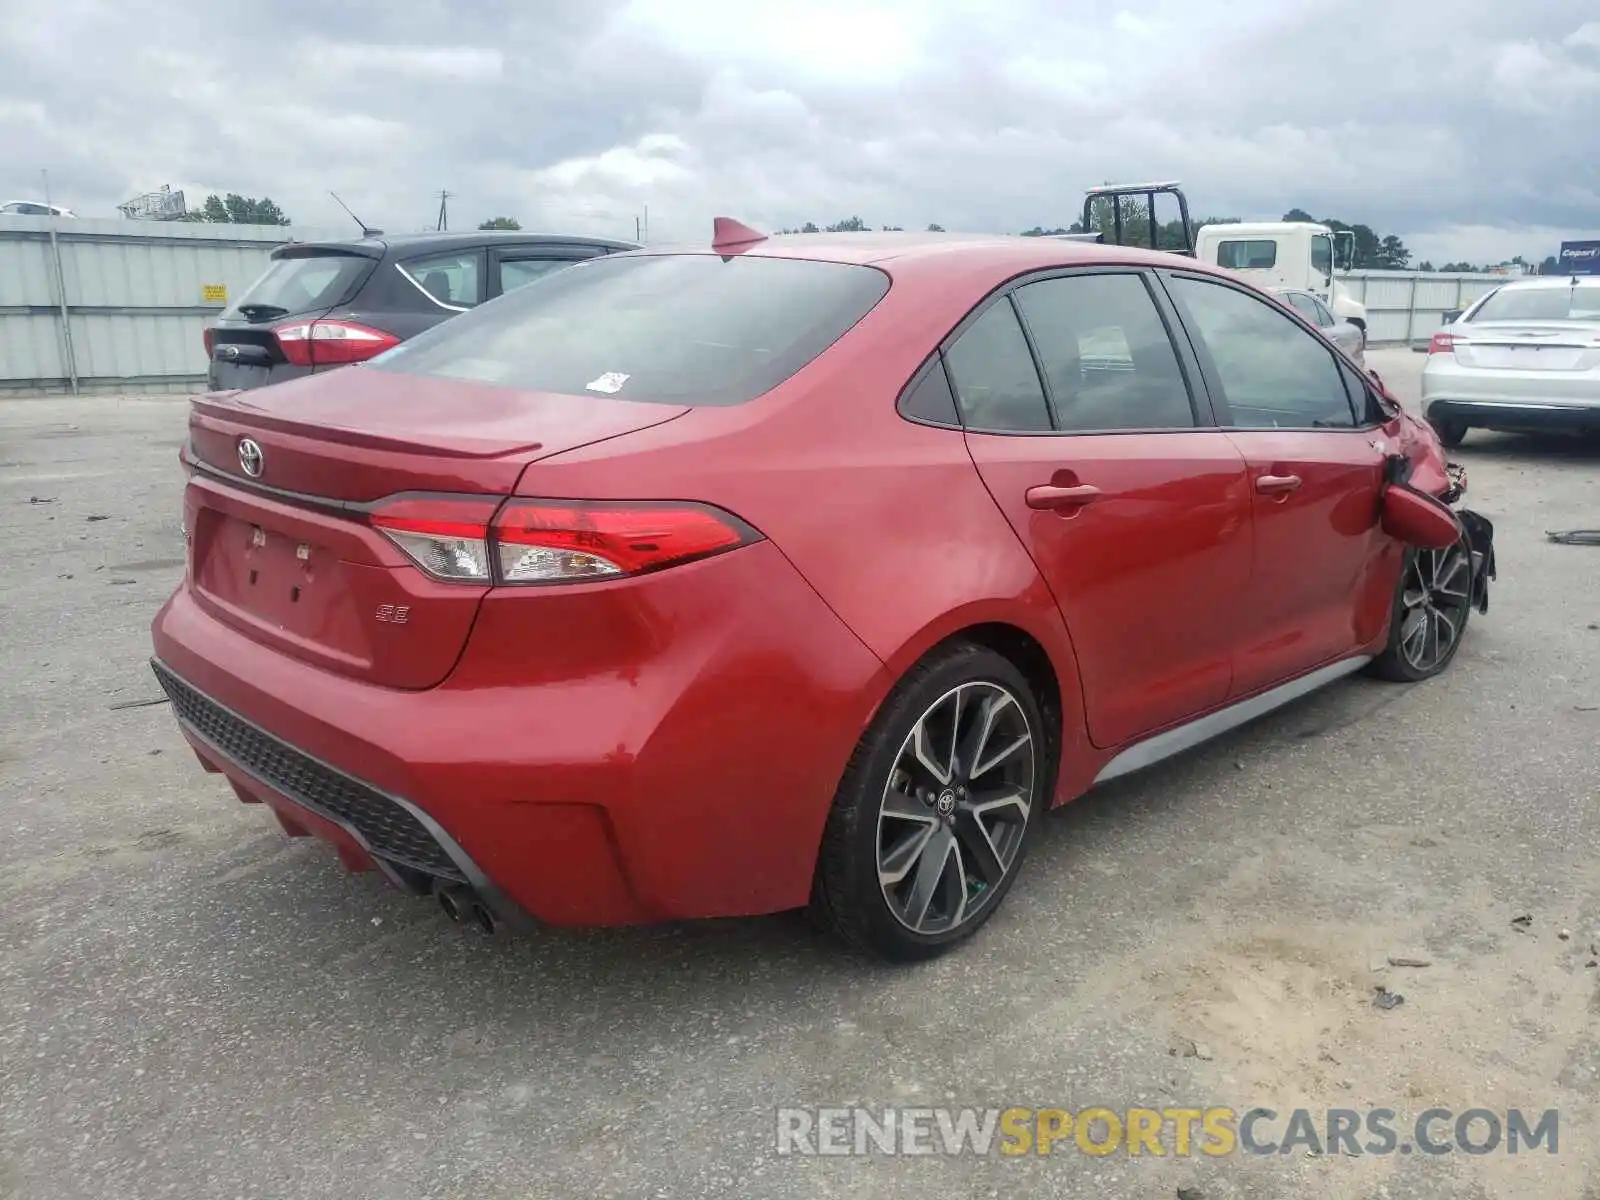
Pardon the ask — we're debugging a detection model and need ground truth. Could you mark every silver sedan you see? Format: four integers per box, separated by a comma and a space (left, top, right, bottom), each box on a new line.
1421, 275, 1600, 447
1276, 288, 1366, 366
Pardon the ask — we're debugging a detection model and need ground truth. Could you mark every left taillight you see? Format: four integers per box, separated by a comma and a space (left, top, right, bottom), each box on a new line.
369, 495, 762, 585
274, 319, 400, 367
202, 327, 216, 356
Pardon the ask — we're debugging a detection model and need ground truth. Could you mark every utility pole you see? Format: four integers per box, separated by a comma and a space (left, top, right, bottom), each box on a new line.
435, 190, 453, 232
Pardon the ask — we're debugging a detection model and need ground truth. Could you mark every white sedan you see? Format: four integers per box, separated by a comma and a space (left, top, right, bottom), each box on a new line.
1421, 275, 1600, 447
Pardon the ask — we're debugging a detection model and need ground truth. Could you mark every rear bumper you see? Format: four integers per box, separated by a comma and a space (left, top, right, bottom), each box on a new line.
1421, 357, 1600, 430
1422, 398, 1600, 434
206, 359, 312, 392
150, 540, 889, 926
151, 658, 532, 927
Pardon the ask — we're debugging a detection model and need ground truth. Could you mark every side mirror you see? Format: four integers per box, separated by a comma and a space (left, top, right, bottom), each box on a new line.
1381, 484, 1461, 549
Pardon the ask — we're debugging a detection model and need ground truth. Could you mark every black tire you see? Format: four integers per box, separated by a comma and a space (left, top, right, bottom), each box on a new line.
809, 642, 1050, 962
1369, 542, 1473, 682
1430, 417, 1468, 448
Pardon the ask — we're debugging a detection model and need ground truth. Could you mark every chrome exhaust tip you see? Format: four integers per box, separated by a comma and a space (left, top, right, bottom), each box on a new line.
436, 884, 500, 933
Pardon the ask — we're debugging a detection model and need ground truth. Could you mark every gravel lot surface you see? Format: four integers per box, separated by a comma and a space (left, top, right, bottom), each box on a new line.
2, 348, 1597, 1198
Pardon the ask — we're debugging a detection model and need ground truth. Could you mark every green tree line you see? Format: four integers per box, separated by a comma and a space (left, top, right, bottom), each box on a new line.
182, 193, 290, 226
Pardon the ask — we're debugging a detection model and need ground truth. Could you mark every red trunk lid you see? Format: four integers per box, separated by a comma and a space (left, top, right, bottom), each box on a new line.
182, 368, 690, 689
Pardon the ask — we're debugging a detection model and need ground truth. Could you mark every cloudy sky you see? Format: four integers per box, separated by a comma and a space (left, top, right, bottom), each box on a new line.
2, 0, 1596, 264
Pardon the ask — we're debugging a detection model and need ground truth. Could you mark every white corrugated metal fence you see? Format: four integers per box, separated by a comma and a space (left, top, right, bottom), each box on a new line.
1336, 270, 1509, 346
0, 216, 347, 396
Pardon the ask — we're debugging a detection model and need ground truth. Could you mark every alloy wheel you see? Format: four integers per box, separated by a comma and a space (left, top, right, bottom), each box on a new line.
1398, 543, 1472, 673
876, 681, 1036, 935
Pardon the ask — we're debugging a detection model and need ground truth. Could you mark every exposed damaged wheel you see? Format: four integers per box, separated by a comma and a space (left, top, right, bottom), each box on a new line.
810, 643, 1047, 962
1370, 541, 1473, 682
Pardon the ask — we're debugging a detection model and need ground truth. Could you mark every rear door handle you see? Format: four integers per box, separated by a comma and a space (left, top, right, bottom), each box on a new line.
1255, 473, 1302, 495
1025, 484, 1102, 510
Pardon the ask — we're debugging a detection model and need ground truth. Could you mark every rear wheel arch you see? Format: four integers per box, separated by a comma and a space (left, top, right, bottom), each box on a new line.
869, 614, 1084, 802
953, 623, 1063, 787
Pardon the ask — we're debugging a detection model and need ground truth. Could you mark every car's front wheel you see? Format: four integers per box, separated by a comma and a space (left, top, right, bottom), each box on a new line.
1370, 541, 1474, 682
810, 643, 1048, 962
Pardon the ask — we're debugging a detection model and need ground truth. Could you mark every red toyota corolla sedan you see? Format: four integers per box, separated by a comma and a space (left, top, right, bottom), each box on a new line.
150, 222, 1496, 960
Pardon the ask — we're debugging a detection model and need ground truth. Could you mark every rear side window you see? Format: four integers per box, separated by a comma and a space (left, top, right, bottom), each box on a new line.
1284, 292, 1320, 321
943, 300, 1052, 432
498, 258, 573, 294
1216, 239, 1278, 270
1013, 273, 1194, 430
899, 357, 960, 426
227, 253, 371, 320
374, 253, 890, 406
399, 250, 482, 309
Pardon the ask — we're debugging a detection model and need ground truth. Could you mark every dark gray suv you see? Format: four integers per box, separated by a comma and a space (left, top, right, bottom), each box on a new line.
204, 230, 639, 391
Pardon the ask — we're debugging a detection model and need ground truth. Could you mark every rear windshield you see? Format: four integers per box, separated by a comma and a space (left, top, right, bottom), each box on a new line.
1469, 284, 1600, 323
227, 252, 372, 321
370, 252, 891, 406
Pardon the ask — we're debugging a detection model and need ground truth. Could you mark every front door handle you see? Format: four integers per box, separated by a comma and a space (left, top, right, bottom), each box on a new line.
1026, 483, 1102, 510
1255, 473, 1302, 495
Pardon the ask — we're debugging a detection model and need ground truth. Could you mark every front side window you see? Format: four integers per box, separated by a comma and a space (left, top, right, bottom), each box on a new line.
1311, 234, 1334, 279
943, 300, 1052, 432
399, 250, 482, 309
375, 252, 890, 407
1167, 275, 1357, 429
1216, 239, 1279, 270
1013, 273, 1194, 431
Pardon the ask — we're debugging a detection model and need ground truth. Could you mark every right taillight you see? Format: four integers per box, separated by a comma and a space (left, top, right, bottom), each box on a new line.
1427, 331, 1459, 355
369, 495, 761, 585
370, 494, 500, 582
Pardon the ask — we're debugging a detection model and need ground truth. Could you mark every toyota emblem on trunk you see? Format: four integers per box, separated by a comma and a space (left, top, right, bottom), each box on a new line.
237, 437, 264, 477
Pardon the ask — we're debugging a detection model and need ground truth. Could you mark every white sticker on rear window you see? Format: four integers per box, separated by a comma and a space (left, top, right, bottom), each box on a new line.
585, 371, 631, 394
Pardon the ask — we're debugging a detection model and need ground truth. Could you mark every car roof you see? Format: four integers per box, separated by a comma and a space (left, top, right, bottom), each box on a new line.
277, 230, 640, 257
635, 230, 1216, 279
1484, 274, 1600, 291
